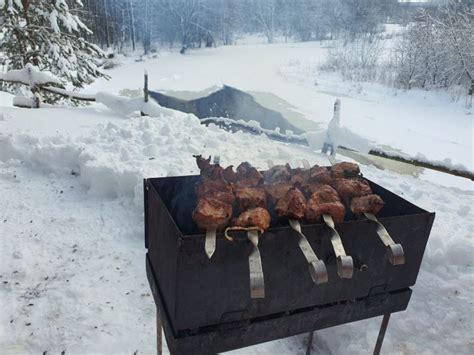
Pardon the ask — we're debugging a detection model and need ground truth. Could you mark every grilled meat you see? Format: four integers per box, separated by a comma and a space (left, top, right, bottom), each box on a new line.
194, 155, 225, 180
223, 165, 238, 183
305, 185, 345, 224
263, 164, 292, 183
309, 166, 332, 184
235, 186, 267, 211
233, 207, 271, 230
332, 178, 372, 201
264, 182, 293, 203
275, 187, 307, 220
192, 198, 233, 231
290, 167, 311, 186
330, 162, 360, 178
350, 194, 385, 215
195, 177, 233, 197
236, 162, 263, 187
198, 190, 235, 205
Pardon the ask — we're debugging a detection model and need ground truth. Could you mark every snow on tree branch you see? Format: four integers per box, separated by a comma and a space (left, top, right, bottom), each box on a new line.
0, 63, 63, 88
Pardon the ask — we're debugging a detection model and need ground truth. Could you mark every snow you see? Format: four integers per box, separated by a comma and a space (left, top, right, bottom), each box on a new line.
95, 92, 176, 118
86, 42, 472, 172
307, 98, 372, 154
1, 41, 473, 354
12, 96, 34, 108
0, 63, 63, 87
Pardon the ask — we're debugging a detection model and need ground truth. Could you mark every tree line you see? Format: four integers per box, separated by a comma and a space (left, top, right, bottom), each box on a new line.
81, 0, 404, 54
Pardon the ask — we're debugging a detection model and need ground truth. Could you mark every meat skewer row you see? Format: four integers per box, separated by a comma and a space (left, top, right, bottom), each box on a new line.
292, 161, 354, 278
303, 181, 353, 277
193, 155, 236, 259
329, 162, 405, 266
268, 161, 328, 284
226, 162, 268, 299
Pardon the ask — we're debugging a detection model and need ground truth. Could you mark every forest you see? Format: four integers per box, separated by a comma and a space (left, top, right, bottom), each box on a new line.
1, 0, 473, 97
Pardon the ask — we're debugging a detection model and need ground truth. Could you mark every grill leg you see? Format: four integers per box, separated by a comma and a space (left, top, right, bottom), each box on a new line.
157, 311, 162, 355
305, 331, 315, 355
373, 313, 391, 355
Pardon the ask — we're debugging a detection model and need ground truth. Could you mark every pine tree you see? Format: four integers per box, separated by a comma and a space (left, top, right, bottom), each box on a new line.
0, 0, 108, 97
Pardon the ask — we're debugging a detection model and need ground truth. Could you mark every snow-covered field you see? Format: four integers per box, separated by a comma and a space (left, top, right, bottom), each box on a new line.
1, 41, 473, 354
86, 42, 473, 173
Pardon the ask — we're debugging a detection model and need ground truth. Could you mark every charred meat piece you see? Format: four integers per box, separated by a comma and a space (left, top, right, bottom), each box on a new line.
223, 166, 238, 183
195, 177, 233, 197
264, 182, 293, 203
198, 190, 235, 205
309, 185, 340, 203
305, 185, 345, 224
263, 164, 292, 184
309, 166, 332, 184
236, 162, 263, 187
233, 207, 271, 230
192, 198, 233, 231
350, 194, 385, 216
195, 155, 212, 172
235, 186, 267, 211
194, 155, 224, 180
330, 162, 360, 178
275, 187, 307, 220
290, 168, 311, 186
332, 178, 372, 201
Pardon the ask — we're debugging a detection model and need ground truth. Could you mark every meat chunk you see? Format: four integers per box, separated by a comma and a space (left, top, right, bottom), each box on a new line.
235, 187, 267, 211
330, 162, 360, 178
223, 166, 238, 183
192, 198, 233, 231
264, 182, 293, 203
275, 187, 306, 220
194, 155, 224, 180
309, 166, 332, 184
350, 194, 385, 216
289, 168, 311, 186
195, 177, 233, 197
263, 164, 291, 183
332, 178, 372, 201
233, 207, 271, 230
308, 185, 340, 203
236, 162, 263, 187
198, 190, 235, 205
305, 185, 345, 224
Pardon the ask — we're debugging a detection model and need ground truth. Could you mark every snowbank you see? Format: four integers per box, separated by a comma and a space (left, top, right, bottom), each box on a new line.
0, 63, 63, 87
0, 105, 327, 207
95, 92, 178, 117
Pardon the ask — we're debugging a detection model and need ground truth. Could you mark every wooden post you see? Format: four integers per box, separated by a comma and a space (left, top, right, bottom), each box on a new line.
144, 70, 149, 103
141, 70, 149, 116
156, 311, 162, 355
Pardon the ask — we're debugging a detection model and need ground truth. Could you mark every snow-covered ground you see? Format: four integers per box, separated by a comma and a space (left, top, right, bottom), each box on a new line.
85, 42, 473, 173
1, 41, 473, 354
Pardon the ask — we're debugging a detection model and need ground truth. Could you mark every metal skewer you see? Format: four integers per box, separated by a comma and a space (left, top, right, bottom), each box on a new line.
364, 213, 405, 265
224, 227, 266, 299
248, 230, 265, 299
322, 214, 354, 278
203, 155, 223, 259
289, 219, 328, 284
205, 228, 217, 259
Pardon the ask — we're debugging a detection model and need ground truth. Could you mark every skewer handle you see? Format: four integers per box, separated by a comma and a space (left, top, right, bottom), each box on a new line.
364, 213, 405, 265
289, 219, 328, 284
248, 230, 265, 299
322, 214, 354, 278
205, 228, 217, 259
